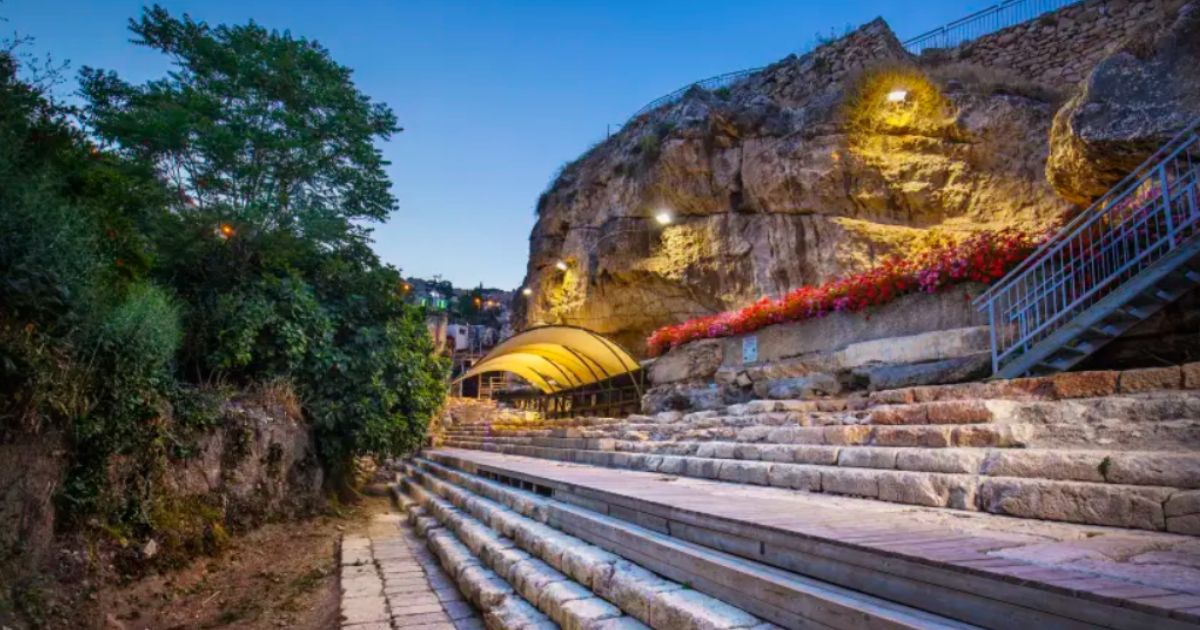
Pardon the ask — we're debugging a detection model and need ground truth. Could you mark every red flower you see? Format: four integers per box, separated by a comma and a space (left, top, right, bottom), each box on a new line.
645, 228, 1042, 356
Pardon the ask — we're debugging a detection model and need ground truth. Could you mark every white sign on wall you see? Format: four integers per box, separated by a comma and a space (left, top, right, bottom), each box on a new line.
742, 335, 758, 365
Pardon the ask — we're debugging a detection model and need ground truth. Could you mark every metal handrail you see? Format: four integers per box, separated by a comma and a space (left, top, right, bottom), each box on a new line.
618, 0, 1082, 128
904, 0, 1079, 54
975, 118, 1200, 375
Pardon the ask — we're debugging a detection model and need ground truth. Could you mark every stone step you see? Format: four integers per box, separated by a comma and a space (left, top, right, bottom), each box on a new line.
442, 421, 1036, 450
434, 439, 1196, 530
402, 491, 558, 629
452, 440, 1200, 490
407, 459, 980, 630
426, 448, 1200, 629
402, 470, 768, 630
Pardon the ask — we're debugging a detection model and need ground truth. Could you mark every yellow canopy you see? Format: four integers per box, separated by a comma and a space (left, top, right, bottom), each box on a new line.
453, 325, 640, 393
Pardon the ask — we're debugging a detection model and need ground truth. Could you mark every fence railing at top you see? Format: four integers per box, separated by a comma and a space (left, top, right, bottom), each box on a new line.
973, 118, 1200, 376
904, 0, 1081, 54
622, 0, 1082, 126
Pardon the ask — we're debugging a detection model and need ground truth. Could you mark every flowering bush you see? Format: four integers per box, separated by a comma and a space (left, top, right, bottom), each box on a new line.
646, 228, 1044, 356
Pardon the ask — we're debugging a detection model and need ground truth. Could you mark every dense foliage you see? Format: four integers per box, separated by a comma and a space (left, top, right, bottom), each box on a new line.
646, 229, 1044, 356
0, 5, 447, 531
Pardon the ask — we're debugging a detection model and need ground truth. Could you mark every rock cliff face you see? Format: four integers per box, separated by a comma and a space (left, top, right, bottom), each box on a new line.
519, 4, 1197, 355
1047, 1, 1200, 204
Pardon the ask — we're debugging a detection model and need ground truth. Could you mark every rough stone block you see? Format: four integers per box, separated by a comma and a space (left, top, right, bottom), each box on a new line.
868, 404, 928, 425
823, 425, 872, 446
594, 562, 680, 624
758, 444, 796, 463
895, 448, 984, 474
718, 461, 771, 485
982, 450, 1106, 482
648, 589, 760, 630
877, 471, 950, 508
821, 469, 880, 498
837, 447, 898, 469
767, 463, 822, 491
1118, 366, 1183, 393
1183, 362, 1200, 389
1107, 453, 1200, 489
792, 445, 840, 465
872, 426, 950, 448
540, 580, 595, 626
925, 400, 992, 424
1050, 371, 1118, 399
558, 597, 624, 630
979, 478, 1171, 530
685, 457, 722, 480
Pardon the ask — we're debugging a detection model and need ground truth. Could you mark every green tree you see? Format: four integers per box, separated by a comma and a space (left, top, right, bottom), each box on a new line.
75, 6, 446, 489
79, 4, 401, 251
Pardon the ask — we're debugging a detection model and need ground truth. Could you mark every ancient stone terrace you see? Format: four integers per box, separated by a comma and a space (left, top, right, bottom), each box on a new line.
437, 365, 1200, 534
400, 363, 1200, 628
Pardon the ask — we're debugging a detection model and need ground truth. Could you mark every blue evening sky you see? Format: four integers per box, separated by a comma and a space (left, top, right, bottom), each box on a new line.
4, 1, 992, 289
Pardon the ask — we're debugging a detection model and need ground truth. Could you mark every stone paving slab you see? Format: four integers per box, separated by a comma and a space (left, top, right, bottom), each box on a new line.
339, 511, 484, 630
430, 448, 1200, 627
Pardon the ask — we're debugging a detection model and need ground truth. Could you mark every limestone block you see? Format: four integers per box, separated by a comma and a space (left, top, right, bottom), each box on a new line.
767, 463, 822, 491
484, 598, 556, 629
982, 450, 1106, 482
758, 444, 796, 463
539, 580, 595, 626
896, 448, 985, 474
558, 597, 624, 630
685, 457, 722, 480
871, 426, 951, 448
978, 478, 1171, 530
925, 400, 993, 424
1107, 453, 1200, 489
648, 589, 760, 630
459, 565, 512, 610
648, 339, 724, 385
837, 447, 898, 469
792, 445, 841, 465
821, 469, 880, 499
1118, 366, 1183, 393
1185, 362, 1200, 389
1049, 371, 1119, 399
867, 404, 927, 425
877, 471, 950, 508
718, 461, 771, 485
509, 558, 564, 604
594, 562, 682, 624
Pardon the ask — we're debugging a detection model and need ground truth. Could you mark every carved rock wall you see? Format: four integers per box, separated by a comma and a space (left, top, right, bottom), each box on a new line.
519, 3, 1191, 356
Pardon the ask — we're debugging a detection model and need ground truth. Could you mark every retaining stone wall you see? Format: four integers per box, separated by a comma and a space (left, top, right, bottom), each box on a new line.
930, 0, 1185, 85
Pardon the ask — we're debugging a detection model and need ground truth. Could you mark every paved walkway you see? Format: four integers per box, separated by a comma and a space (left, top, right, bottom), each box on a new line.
430, 448, 1200, 625
339, 511, 483, 630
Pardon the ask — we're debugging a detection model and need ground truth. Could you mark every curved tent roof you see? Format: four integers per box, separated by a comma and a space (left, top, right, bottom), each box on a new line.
453, 325, 641, 394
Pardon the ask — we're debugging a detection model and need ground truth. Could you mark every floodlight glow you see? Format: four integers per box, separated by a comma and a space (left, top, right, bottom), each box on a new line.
654, 210, 673, 225
555, 260, 569, 271
887, 89, 908, 103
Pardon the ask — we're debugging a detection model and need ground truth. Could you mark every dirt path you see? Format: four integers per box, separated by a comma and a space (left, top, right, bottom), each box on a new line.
93, 497, 395, 630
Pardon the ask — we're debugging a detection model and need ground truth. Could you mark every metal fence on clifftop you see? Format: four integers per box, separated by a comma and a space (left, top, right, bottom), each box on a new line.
618, 0, 1082, 129
904, 0, 1082, 54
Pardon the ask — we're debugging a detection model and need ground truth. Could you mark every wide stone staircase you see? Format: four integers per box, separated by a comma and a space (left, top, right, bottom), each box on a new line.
392, 458, 979, 629
400, 363, 1200, 628
436, 365, 1200, 534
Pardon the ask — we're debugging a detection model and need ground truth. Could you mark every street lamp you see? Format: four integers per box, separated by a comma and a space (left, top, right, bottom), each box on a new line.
654, 210, 673, 226
887, 88, 908, 103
